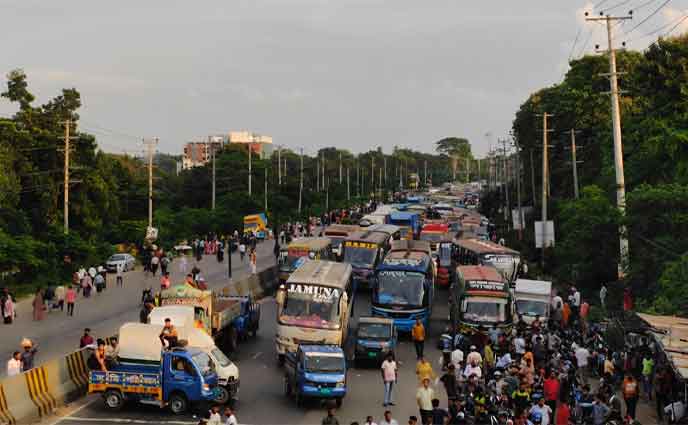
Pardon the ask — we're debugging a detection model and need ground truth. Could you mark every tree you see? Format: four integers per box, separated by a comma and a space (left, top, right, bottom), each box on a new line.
435, 137, 472, 181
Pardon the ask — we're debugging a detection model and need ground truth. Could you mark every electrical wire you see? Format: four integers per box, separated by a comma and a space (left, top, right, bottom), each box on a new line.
603, 0, 634, 13
577, 26, 597, 57
595, 0, 612, 8
568, 26, 584, 61
630, 0, 661, 12
625, 0, 673, 35
627, 10, 686, 40
664, 13, 688, 36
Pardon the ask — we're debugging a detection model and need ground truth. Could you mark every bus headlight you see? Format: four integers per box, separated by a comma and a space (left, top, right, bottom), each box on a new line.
336, 381, 345, 388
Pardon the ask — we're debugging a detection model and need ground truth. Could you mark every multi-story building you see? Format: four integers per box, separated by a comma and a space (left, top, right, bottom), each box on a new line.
181, 131, 273, 169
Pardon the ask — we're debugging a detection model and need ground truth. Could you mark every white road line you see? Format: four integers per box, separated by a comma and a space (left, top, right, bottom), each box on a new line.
57, 418, 198, 424
252, 351, 263, 359
45, 397, 99, 425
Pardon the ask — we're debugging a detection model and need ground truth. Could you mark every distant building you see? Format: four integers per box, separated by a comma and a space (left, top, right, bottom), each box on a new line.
228, 131, 273, 159
181, 131, 273, 169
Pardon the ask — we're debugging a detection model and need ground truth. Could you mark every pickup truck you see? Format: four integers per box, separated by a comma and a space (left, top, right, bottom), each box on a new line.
88, 346, 218, 414
283, 345, 347, 407
158, 284, 260, 352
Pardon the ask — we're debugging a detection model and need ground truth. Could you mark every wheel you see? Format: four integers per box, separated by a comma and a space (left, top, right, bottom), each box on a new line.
227, 327, 239, 352
214, 385, 231, 405
103, 389, 124, 410
335, 397, 343, 408
283, 376, 292, 396
168, 393, 188, 414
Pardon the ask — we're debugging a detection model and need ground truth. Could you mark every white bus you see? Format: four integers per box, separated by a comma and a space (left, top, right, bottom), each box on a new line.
275, 260, 354, 363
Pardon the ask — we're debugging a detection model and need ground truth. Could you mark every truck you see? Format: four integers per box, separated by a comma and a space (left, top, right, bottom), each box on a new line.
88, 323, 218, 414
283, 345, 347, 407
243, 213, 268, 239
388, 211, 421, 240
353, 317, 397, 365
148, 309, 240, 404
158, 284, 260, 353
514, 279, 552, 325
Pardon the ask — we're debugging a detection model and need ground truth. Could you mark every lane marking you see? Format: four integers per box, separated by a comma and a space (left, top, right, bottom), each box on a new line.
58, 418, 198, 424
45, 397, 98, 425
251, 352, 263, 359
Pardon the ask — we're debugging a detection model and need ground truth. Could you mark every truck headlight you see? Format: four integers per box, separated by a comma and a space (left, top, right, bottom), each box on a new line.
336, 381, 345, 388
379, 342, 389, 348
203, 384, 211, 392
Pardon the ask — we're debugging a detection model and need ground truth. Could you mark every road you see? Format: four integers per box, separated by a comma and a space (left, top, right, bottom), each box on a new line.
0, 241, 279, 376
52, 289, 451, 425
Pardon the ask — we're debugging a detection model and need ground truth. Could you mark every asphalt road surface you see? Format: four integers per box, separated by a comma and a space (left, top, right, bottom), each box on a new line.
52, 288, 451, 425
1, 241, 279, 377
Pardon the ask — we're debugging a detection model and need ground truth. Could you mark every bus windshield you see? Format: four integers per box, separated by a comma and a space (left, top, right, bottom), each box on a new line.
377, 271, 425, 307
461, 296, 507, 323
343, 246, 377, 267
358, 323, 392, 340
279, 289, 341, 330
304, 354, 345, 373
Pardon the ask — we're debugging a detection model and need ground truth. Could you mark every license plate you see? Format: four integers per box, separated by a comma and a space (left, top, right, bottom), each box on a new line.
368, 352, 378, 357
320, 388, 331, 395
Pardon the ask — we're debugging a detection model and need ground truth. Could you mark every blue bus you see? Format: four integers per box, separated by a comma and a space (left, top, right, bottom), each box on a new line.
372, 240, 435, 331
388, 211, 421, 240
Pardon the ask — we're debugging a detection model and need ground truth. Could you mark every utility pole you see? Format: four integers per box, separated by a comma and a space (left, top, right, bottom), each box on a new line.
424, 160, 428, 187
326, 177, 329, 212
211, 143, 216, 210
500, 139, 511, 229
530, 149, 536, 207
515, 139, 524, 240
587, 12, 632, 279
339, 152, 342, 184
298, 148, 303, 214
316, 155, 320, 192
321, 151, 325, 191
264, 167, 268, 212
62, 120, 72, 234
347, 167, 350, 201
371, 156, 375, 196
383, 156, 387, 188
570, 129, 580, 199
278, 146, 282, 185
477, 158, 481, 182
466, 158, 470, 183
540, 113, 553, 268
379, 167, 382, 199
248, 143, 252, 196
143, 137, 159, 229
357, 162, 360, 198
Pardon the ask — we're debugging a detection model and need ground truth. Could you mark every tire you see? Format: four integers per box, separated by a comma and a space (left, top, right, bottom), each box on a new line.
335, 397, 343, 408
227, 327, 239, 352
215, 385, 231, 405
168, 393, 188, 415
103, 389, 124, 410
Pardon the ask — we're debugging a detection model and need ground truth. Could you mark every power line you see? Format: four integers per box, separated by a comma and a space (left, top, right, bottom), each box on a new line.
630, 0, 661, 13
603, 0, 634, 13
577, 26, 597, 57
664, 13, 688, 36
625, 0, 673, 36
626, 10, 686, 41
568, 26, 584, 61
595, 0, 612, 8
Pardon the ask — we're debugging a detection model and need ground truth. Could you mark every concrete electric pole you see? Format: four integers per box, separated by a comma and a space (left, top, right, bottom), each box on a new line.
211, 143, 216, 210
298, 148, 303, 214
62, 120, 73, 234
248, 143, 252, 196
587, 12, 632, 279
143, 137, 159, 229
570, 128, 580, 199
540, 113, 553, 268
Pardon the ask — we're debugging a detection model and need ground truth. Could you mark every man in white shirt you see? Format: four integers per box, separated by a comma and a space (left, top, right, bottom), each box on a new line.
223, 406, 238, 425
599, 284, 608, 309
450, 347, 464, 371
463, 360, 482, 379
416, 378, 435, 425
364, 415, 378, 425
7, 351, 21, 376
513, 335, 526, 356
466, 346, 482, 366
379, 410, 399, 425
575, 345, 591, 382
529, 397, 553, 425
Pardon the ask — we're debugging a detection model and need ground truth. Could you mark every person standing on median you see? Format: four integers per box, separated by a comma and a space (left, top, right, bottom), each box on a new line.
381, 352, 398, 407
412, 318, 425, 360
66, 285, 76, 316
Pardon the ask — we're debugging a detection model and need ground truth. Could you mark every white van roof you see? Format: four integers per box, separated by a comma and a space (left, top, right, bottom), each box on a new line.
149, 306, 215, 350
515, 279, 552, 297
118, 323, 165, 362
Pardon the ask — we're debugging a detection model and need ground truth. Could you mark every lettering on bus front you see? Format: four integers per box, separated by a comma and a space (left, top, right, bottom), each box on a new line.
344, 241, 377, 249
280, 284, 343, 330
384, 258, 423, 267
288, 284, 341, 302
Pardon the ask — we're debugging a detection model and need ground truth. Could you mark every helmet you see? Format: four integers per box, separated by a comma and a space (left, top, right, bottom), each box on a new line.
531, 412, 542, 424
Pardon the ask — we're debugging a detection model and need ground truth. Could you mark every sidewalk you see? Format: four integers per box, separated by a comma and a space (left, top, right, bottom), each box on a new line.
0, 241, 278, 376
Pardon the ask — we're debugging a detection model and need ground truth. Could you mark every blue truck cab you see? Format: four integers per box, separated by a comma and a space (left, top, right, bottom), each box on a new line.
89, 347, 218, 414
283, 345, 347, 407
354, 317, 397, 365
389, 211, 421, 240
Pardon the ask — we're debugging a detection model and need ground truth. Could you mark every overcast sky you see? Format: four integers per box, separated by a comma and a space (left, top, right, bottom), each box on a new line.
1, 0, 685, 157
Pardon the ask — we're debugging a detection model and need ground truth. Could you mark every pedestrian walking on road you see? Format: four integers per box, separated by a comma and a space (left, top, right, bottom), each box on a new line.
179, 255, 188, 275
274, 240, 281, 264
641, 352, 654, 400
82, 273, 92, 298
116, 263, 124, 287
7, 351, 21, 376
151, 255, 160, 276
80, 328, 95, 348
381, 352, 397, 407
32, 288, 45, 321
415, 378, 435, 425
622, 373, 639, 420
412, 319, 425, 360
599, 283, 607, 310
322, 405, 340, 425
161, 255, 170, 275
379, 410, 399, 425
250, 248, 257, 275
20, 340, 37, 372
224, 406, 238, 425
239, 243, 246, 262
160, 272, 171, 290
66, 285, 76, 316
3, 290, 15, 324
54, 284, 65, 312
415, 356, 435, 384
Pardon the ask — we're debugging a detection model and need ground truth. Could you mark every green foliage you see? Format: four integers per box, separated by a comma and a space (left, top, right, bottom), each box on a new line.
647, 253, 688, 315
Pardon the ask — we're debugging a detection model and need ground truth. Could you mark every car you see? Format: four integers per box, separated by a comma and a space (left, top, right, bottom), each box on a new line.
105, 253, 136, 272
354, 317, 397, 365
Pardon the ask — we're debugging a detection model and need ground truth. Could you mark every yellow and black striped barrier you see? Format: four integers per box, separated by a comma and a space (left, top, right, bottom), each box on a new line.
0, 383, 16, 425
24, 366, 57, 418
